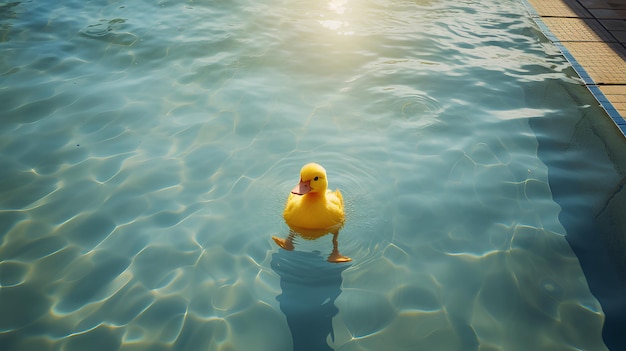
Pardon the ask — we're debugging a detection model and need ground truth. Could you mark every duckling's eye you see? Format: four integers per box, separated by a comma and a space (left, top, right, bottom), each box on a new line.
314, 176, 319, 181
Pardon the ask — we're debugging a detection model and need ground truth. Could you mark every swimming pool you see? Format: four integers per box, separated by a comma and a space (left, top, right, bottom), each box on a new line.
1, 0, 625, 350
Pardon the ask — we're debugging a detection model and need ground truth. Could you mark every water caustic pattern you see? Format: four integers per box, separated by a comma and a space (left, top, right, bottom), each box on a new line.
0, 0, 623, 350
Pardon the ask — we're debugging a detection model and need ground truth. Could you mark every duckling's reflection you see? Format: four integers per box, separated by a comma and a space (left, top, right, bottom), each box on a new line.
271, 247, 350, 351
272, 225, 351, 263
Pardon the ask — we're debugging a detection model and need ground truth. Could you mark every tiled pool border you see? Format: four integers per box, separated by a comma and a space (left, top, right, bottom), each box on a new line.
521, 0, 626, 136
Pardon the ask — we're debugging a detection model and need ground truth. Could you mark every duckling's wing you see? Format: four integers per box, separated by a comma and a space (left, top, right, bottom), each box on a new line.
326, 189, 344, 214
334, 189, 343, 207
329, 189, 345, 225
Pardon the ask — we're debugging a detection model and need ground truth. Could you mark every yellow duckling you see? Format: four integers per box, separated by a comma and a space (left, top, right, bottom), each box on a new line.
273, 163, 351, 263
284, 162, 345, 229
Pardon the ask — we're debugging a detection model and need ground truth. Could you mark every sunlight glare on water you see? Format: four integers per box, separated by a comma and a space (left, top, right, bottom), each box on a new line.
0, 0, 624, 350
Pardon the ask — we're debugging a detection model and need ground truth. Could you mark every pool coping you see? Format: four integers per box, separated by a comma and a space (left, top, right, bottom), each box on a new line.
521, 0, 626, 136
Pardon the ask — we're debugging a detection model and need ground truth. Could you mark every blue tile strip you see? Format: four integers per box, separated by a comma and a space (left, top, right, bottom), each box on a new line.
521, 0, 626, 136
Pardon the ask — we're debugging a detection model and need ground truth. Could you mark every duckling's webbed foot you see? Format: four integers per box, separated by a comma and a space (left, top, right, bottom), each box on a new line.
328, 251, 352, 263
272, 235, 295, 251
328, 231, 351, 263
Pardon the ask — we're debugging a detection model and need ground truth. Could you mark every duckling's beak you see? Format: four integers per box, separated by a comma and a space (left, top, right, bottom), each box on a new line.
291, 179, 311, 195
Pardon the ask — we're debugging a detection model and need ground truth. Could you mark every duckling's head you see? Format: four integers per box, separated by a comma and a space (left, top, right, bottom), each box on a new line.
291, 163, 328, 195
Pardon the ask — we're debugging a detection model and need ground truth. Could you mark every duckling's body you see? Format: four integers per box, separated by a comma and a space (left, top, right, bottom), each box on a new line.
282, 163, 345, 230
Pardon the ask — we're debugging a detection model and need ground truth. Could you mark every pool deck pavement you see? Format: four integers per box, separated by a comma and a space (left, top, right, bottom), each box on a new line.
524, 0, 626, 135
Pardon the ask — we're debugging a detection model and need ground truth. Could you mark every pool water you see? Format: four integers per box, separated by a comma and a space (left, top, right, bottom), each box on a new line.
1, 0, 625, 350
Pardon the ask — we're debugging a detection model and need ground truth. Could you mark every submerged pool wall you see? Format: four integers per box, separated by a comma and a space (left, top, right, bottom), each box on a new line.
529, 79, 626, 350
520, 1, 626, 346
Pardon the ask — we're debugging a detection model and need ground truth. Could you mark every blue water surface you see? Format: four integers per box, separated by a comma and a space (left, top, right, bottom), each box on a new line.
1, 0, 625, 350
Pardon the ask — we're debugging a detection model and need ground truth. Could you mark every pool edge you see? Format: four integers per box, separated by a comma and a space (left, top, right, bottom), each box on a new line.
520, 0, 626, 137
